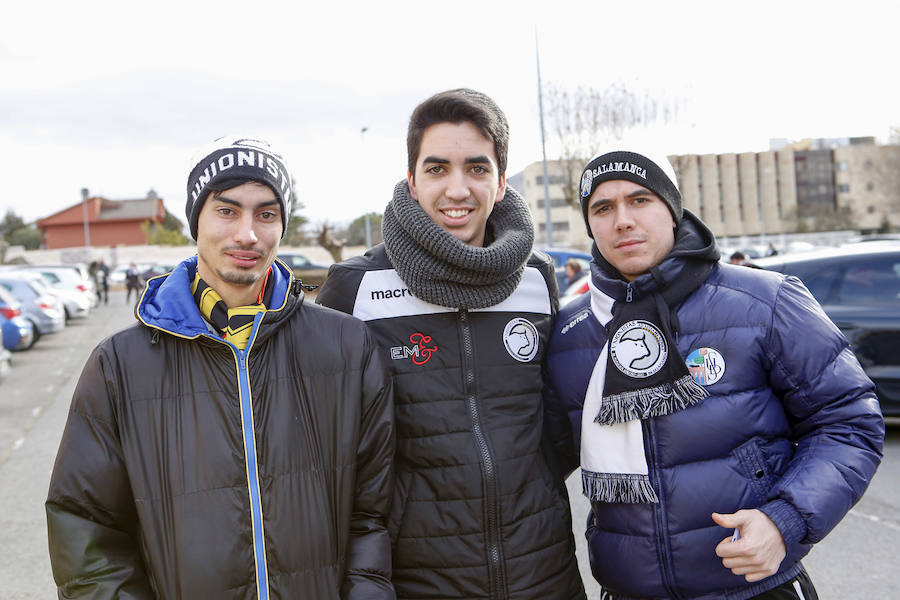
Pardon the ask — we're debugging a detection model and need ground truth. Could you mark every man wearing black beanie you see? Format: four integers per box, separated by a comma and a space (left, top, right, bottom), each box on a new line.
543, 147, 884, 599
317, 89, 586, 600
47, 136, 396, 598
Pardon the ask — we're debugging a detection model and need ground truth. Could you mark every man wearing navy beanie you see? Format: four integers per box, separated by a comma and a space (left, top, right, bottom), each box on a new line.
543, 147, 884, 599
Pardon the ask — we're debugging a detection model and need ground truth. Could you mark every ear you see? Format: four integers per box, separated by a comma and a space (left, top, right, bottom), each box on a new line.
495, 173, 507, 202
407, 171, 418, 201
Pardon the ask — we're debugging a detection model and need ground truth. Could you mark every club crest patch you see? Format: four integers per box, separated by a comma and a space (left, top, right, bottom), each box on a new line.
685, 347, 726, 386
580, 168, 594, 198
609, 320, 667, 378
503, 318, 539, 362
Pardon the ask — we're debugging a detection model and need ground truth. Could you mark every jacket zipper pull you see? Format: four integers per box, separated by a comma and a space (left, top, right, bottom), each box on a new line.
626, 283, 633, 303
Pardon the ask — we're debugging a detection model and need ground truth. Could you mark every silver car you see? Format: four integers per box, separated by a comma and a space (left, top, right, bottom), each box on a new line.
15, 264, 97, 311
0, 273, 66, 340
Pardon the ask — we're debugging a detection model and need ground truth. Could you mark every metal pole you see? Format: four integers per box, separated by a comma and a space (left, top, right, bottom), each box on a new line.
361, 127, 372, 248
535, 29, 553, 248
81, 187, 91, 247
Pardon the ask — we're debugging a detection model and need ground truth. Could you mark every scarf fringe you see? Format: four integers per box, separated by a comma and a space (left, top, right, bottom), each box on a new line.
594, 374, 708, 425
582, 470, 659, 504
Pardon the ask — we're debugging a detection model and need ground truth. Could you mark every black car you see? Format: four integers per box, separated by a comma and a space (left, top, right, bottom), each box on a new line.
276, 253, 330, 287
754, 243, 900, 417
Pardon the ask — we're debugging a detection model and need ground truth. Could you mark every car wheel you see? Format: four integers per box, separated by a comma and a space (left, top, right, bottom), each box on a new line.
27, 320, 40, 346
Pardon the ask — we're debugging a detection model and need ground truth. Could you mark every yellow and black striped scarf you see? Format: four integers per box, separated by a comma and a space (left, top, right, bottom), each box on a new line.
191, 269, 274, 350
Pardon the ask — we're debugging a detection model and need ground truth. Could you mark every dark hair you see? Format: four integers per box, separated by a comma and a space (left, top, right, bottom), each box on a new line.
407, 88, 509, 178
730, 251, 747, 261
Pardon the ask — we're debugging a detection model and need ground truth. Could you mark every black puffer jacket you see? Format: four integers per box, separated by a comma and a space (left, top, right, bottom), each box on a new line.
317, 245, 585, 600
46, 257, 396, 599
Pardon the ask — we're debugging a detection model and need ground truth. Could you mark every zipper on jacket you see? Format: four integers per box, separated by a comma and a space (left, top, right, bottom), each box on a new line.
626, 283, 634, 303
232, 313, 270, 600
459, 310, 507, 600
645, 418, 680, 600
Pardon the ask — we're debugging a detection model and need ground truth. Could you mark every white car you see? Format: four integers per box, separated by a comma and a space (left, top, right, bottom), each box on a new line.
16, 264, 98, 309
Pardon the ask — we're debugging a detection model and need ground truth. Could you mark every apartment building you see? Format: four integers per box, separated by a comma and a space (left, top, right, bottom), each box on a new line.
515, 138, 899, 250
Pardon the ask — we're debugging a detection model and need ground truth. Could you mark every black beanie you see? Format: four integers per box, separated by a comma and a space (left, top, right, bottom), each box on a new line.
578, 149, 682, 238
185, 136, 293, 240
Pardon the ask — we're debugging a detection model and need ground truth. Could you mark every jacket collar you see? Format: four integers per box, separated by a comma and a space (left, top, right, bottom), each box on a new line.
137, 255, 294, 339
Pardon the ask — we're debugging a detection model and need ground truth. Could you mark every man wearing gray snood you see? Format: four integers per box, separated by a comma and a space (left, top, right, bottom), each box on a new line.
317, 88, 586, 600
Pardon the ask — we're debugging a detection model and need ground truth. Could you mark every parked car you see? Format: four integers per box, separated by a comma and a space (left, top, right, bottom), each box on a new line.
4, 268, 90, 322
17, 264, 98, 309
0, 341, 9, 380
559, 271, 590, 307
753, 245, 900, 417
0, 287, 36, 351
541, 247, 592, 293
0, 272, 66, 342
276, 253, 330, 286
140, 263, 175, 283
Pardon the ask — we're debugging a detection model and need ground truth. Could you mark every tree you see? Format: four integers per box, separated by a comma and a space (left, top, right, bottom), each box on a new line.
0, 209, 26, 240
545, 82, 679, 208
344, 212, 383, 246
141, 209, 191, 246
316, 223, 344, 263
282, 181, 310, 246
7, 227, 41, 250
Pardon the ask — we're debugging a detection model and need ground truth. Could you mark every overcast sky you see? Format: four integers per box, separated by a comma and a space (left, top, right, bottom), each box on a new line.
2, 0, 896, 231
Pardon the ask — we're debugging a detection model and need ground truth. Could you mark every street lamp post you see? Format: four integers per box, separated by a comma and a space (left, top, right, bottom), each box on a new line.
536, 30, 553, 248
81, 187, 91, 248
361, 127, 372, 249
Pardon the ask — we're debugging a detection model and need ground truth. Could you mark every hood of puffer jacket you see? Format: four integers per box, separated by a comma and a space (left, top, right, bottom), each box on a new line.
135, 255, 300, 342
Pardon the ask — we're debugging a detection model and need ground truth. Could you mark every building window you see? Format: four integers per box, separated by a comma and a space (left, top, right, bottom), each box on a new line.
536, 197, 569, 209
837, 161, 849, 171
838, 184, 850, 193
538, 222, 570, 233
535, 174, 568, 185
866, 182, 875, 192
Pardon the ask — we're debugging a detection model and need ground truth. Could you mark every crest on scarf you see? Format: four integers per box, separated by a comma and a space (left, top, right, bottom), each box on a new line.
609, 320, 668, 378
503, 318, 539, 362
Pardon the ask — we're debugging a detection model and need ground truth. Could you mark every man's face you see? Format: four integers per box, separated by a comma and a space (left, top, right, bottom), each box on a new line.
196, 182, 282, 303
408, 121, 506, 247
586, 179, 676, 282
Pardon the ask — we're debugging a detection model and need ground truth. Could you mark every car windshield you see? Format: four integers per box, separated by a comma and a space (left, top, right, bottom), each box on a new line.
0, 280, 36, 301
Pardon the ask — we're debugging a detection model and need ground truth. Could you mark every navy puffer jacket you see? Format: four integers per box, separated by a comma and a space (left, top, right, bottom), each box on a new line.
544, 261, 884, 600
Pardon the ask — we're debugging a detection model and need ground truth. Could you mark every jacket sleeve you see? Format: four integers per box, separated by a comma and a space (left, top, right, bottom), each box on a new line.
759, 275, 884, 549
316, 263, 362, 315
542, 363, 580, 479
341, 329, 397, 599
46, 345, 154, 599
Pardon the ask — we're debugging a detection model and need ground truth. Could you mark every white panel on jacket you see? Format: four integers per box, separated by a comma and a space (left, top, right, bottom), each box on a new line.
353, 267, 552, 321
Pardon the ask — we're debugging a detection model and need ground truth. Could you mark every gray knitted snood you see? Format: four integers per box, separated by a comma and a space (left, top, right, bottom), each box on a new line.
382, 180, 535, 309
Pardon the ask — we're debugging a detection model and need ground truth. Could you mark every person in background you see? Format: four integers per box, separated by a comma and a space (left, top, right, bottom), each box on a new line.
95, 258, 109, 304
124, 261, 141, 303
564, 258, 583, 287
47, 135, 395, 599
544, 147, 883, 600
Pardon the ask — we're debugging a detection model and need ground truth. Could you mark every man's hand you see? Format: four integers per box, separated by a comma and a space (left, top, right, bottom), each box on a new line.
712, 509, 786, 582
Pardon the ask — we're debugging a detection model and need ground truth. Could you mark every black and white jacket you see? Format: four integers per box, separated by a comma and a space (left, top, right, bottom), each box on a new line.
317, 244, 585, 600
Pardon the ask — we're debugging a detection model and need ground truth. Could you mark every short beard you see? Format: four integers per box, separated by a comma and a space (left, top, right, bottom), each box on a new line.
215, 267, 264, 287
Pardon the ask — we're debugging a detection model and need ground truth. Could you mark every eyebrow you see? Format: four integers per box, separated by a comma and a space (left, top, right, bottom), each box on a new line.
590, 186, 655, 209
421, 155, 494, 166
212, 195, 280, 209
